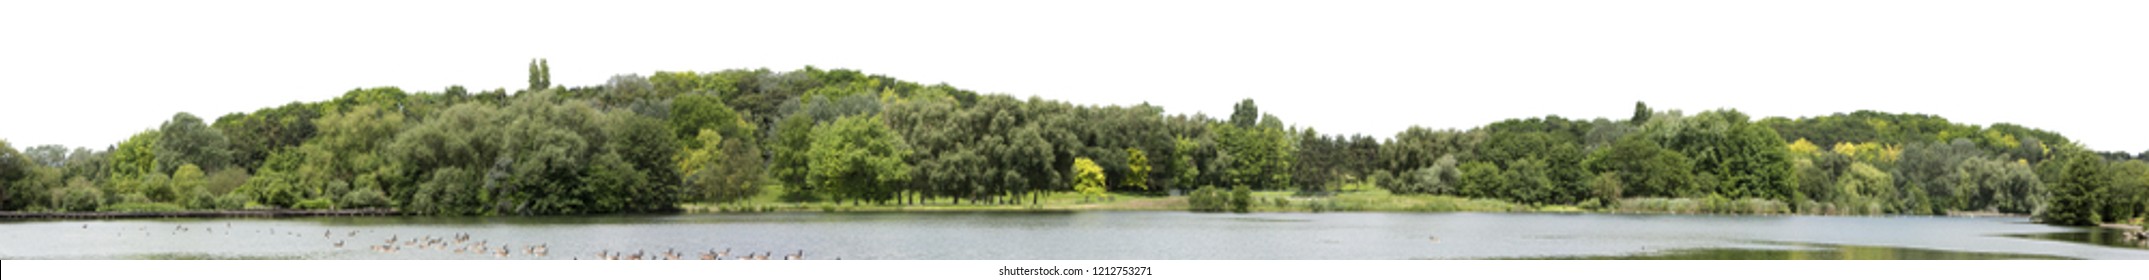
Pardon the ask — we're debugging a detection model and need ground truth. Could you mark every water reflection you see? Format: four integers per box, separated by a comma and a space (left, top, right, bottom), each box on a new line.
2004, 228, 2149, 250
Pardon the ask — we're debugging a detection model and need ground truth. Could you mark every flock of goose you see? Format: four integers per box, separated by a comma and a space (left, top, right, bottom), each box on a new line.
84, 223, 824, 260
592, 248, 806, 260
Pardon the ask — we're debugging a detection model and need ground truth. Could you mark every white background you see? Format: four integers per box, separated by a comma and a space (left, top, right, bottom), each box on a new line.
4, 0, 2147, 151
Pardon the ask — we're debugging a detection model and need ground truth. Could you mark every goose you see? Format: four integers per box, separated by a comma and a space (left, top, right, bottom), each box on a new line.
533, 244, 547, 257
630, 250, 645, 260
785, 250, 802, 260
699, 249, 718, 260
334, 240, 345, 249
348, 230, 359, 237
718, 248, 732, 259
455, 246, 467, 254
598, 250, 611, 260
756, 252, 770, 260
495, 245, 510, 258
387, 235, 398, 244
324, 230, 331, 239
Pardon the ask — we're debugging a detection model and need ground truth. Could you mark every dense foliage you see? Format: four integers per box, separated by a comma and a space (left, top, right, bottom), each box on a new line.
3, 63, 2146, 226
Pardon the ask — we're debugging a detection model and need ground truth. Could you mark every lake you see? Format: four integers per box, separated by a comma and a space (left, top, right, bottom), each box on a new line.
2, 212, 2144, 260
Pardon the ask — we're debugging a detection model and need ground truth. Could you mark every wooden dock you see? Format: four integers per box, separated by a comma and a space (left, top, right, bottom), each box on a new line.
0, 209, 403, 219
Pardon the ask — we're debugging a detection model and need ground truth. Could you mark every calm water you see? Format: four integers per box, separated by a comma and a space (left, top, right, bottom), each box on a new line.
1, 212, 2144, 260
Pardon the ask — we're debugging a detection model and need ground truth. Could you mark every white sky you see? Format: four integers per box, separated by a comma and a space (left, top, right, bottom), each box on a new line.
4, 0, 2146, 153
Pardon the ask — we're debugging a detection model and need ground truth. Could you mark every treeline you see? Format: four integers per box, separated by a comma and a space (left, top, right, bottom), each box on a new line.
1, 62, 2145, 225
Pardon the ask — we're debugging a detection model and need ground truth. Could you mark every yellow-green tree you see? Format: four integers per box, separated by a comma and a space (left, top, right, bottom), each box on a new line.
1073, 157, 1107, 202
171, 164, 212, 209
1125, 148, 1150, 191
1788, 138, 1820, 156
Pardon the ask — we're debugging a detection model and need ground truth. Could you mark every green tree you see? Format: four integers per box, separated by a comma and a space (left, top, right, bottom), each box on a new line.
1393, 155, 1462, 195
154, 112, 233, 173
669, 93, 755, 146
771, 113, 817, 200
1838, 162, 1893, 199
1583, 135, 1694, 198
1631, 101, 1652, 125
2101, 160, 2148, 222
1659, 110, 1792, 200
109, 130, 160, 179
0, 140, 29, 209
1172, 136, 1201, 190
22, 144, 68, 168
1125, 148, 1150, 192
170, 164, 209, 208
2041, 152, 2106, 225
1502, 158, 1557, 204
1229, 98, 1259, 128
214, 102, 321, 171
1458, 161, 1502, 198
679, 129, 764, 203
53, 176, 105, 211
1952, 156, 2044, 214
528, 58, 551, 90
807, 114, 912, 205
1073, 157, 1107, 202
1896, 139, 1985, 212
1589, 172, 1624, 207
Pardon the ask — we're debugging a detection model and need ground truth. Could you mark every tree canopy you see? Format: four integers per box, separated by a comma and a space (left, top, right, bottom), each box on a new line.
4, 63, 2143, 226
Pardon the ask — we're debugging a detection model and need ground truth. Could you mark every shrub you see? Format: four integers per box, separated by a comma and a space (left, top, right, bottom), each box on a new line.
325, 180, 350, 203
1702, 194, 1732, 214
116, 192, 153, 205
1188, 186, 1227, 212
98, 202, 185, 213
293, 197, 335, 210
1230, 186, 1252, 213
53, 186, 106, 212
339, 187, 391, 209
215, 192, 253, 210
183, 188, 216, 210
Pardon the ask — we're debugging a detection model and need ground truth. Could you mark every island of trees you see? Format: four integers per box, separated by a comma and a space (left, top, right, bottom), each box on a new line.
1, 61, 2144, 227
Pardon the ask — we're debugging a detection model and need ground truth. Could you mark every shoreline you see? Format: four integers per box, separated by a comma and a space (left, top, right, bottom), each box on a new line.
0, 209, 403, 220
0, 189, 2070, 223
0, 207, 2069, 223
